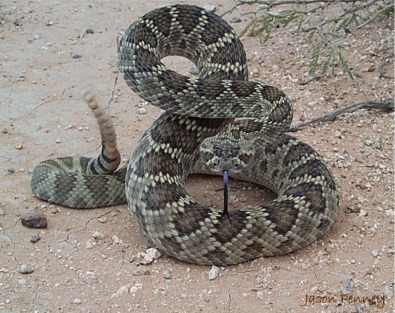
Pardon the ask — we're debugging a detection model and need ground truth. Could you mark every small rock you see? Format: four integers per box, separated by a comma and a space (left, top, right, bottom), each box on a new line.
127, 253, 135, 263
358, 209, 368, 217
85, 240, 94, 249
21, 209, 47, 228
98, 217, 107, 223
86, 28, 94, 34
18, 264, 35, 274
133, 269, 150, 276
18, 278, 27, 285
15, 143, 23, 149
251, 69, 259, 77
272, 64, 280, 71
163, 271, 171, 279
344, 206, 360, 214
135, 249, 161, 265
30, 234, 41, 243
72, 54, 82, 59
55, 138, 62, 143
0, 208, 5, 216
73, 298, 82, 304
130, 283, 143, 294
92, 231, 105, 240
136, 252, 153, 265
203, 4, 216, 12
111, 285, 130, 298
136, 107, 147, 114
383, 285, 393, 298
363, 65, 375, 72
208, 265, 219, 280
372, 249, 379, 258
256, 290, 265, 301
112, 235, 121, 244
231, 16, 241, 23
146, 248, 161, 260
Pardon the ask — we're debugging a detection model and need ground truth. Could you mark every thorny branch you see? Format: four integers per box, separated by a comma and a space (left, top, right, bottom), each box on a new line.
289, 99, 394, 132
222, 0, 394, 79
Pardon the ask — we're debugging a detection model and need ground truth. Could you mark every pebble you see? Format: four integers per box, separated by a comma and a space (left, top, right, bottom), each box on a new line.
131, 283, 143, 295
92, 231, 105, 240
251, 69, 260, 77
136, 252, 154, 265
0, 208, 5, 216
358, 209, 368, 217
203, 4, 216, 12
15, 143, 23, 149
21, 209, 48, 228
127, 253, 135, 263
136, 107, 147, 114
30, 234, 41, 243
111, 285, 130, 298
208, 265, 219, 280
146, 247, 161, 259
256, 290, 265, 301
18, 264, 35, 274
73, 298, 82, 304
85, 240, 94, 249
231, 16, 241, 23
133, 269, 150, 276
112, 235, 121, 244
136, 248, 161, 265
371, 249, 379, 257
162, 271, 171, 279
383, 285, 393, 298
18, 278, 27, 285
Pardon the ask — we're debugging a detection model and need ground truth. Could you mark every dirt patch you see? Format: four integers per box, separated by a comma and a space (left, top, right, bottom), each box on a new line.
1, 1, 393, 312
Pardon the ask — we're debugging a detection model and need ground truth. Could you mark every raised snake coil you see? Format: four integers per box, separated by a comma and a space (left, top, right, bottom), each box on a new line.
31, 4, 339, 265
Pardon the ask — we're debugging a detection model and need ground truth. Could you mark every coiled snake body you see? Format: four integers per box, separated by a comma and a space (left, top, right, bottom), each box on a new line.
32, 5, 338, 265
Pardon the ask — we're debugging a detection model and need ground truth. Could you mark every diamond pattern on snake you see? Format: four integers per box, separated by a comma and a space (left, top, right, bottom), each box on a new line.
31, 4, 339, 265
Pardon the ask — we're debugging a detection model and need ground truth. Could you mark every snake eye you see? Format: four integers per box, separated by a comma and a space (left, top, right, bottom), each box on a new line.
231, 148, 240, 157
213, 146, 222, 156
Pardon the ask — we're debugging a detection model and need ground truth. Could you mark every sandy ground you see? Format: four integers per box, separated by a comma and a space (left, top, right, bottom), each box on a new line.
1, 1, 394, 312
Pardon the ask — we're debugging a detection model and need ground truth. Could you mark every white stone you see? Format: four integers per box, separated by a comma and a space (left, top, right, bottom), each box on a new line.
208, 265, 219, 280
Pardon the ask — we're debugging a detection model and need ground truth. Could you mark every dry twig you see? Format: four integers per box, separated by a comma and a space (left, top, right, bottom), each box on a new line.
289, 99, 394, 131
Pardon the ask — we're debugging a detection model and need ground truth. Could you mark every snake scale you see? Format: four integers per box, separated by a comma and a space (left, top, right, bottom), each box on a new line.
31, 4, 339, 265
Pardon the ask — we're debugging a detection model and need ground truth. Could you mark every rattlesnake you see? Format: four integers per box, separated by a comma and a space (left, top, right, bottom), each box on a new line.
31, 4, 338, 265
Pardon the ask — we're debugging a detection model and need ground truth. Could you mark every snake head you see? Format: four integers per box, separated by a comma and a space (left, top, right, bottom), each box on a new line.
200, 131, 255, 173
